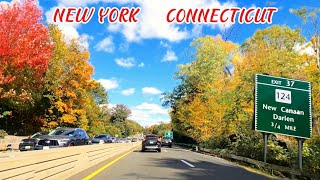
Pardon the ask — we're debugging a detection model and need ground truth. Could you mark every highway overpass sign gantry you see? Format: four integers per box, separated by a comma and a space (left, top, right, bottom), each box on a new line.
254, 74, 312, 139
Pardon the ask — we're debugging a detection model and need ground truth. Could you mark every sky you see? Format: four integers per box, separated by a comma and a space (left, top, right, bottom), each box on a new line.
2, 0, 320, 127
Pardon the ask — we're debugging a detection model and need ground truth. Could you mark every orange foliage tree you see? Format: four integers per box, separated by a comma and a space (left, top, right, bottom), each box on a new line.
0, 0, 51, 134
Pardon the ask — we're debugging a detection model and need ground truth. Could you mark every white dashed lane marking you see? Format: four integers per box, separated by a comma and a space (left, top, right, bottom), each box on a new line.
180, 160, 195, 168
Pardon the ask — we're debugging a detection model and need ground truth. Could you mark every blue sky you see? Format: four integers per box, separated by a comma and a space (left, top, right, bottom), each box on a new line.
4, 0, 319, 127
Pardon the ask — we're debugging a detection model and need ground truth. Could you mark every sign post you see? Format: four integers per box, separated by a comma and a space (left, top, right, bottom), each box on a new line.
263, 132, 269, 163
254, 74, 312, 167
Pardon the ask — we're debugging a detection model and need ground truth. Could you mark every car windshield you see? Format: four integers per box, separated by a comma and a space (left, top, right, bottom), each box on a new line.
30, 132, 47, 138
49, 129, 75, 136
94, 135, 107, 138
146, 136, 157, 140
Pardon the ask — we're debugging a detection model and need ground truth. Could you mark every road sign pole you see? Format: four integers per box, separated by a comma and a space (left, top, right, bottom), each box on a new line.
263, 132, 269, 163
298, 138, 303, 170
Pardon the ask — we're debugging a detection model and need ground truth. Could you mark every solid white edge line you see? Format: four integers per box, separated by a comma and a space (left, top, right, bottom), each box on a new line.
164, 150, 168, 152
181, 160, 195, 168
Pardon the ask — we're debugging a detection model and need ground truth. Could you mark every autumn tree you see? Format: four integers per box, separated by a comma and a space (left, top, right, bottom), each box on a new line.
291, 7, 320, 136
0, 0, 51, 134
163, 35, 239, 142
43, 25, 109, 133
110, 104, 131, 124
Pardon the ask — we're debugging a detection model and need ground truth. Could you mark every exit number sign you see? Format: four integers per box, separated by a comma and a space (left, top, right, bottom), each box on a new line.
254, 74, 312, 139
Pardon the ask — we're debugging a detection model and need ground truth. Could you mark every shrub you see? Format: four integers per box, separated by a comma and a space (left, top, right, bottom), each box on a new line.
303, 137, 320, 177
200, 135, 230, 150
229, 131, 264, 160
0, 129, 8, 139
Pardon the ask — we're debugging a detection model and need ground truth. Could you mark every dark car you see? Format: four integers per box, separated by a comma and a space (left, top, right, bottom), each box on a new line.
107, 137, 116, 143
131, 138, 138, 142
35, 127, 89, 150
91, 134, 110, 144
142, 134, 161, 152
19, 132, 48, 151
161, 137, 172, 148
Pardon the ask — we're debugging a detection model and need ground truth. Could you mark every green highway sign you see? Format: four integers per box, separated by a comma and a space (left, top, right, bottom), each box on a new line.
254, 74, 312, 139
165, 131, 173, 139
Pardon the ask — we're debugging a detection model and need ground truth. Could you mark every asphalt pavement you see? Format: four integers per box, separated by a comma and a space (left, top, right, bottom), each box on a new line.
70, 145, 278, 180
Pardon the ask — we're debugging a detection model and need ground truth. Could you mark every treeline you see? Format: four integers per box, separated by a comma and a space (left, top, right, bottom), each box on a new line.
144, 122, 172, 136
163, 8, 320, 175
0, 0, 143, 137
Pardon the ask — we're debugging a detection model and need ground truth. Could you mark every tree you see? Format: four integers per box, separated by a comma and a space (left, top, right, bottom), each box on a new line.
43, 25, 109, 133
0, 0, 52, 134
110, 104, 131, 124
290, 7, 320, 136
163, 35, 239, 143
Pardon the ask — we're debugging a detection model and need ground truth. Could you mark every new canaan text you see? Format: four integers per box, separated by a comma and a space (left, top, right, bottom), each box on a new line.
53, 7, 278, 24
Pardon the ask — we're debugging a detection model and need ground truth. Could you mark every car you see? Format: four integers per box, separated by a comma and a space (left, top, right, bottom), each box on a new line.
107, 137, 116, 143
116, 138, 127, 143
91, 134, 110, 144
19, 131, 48, 151
142, 134, 161, 152
34, 127, 89, 150
161, 137, 172, 148
125, 138, 131, 143
131, 138, 138, 142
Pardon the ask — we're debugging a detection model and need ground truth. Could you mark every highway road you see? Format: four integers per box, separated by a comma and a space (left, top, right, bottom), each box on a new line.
70, 145, 277, 180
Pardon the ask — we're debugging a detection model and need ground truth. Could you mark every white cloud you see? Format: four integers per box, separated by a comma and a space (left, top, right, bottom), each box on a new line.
294, 43, 315, 56
162, 50, 178, 62
160, 41, 170, 48
191, 25, 203, 37
121, 88, 135, 96
114, 57, 144, 68
97, 78, 119, 91
142, 87, 162, 95
115, 57, 136, 68
135, 103, 168, 114
106, 0, 236, 42
79, 34, 94, 49
130, 102, 171, 127
138, 62, 145, 67
95, 36, 115, 53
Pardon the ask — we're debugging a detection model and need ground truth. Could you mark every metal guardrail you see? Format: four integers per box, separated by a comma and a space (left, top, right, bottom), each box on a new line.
175, 143, 318, 179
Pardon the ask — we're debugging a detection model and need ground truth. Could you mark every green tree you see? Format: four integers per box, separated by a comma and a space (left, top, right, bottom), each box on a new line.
110, 104, 131, 124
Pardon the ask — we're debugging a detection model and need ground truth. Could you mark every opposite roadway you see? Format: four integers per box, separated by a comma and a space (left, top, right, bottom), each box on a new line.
70, 145, 277, 180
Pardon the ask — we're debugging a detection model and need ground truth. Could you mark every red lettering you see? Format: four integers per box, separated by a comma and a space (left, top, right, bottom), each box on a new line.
119, 8, 129, 22
245, 8, 255, 23
129, 7, 141, 22
66, 7, 76, 22
266, 8, 278, 23
210, 9, 219, 23
109, 8, 119, 23
98, 7, 109, 24
176, 9, 185, 23
167, 9, 176, 23
253, 8, 266, 23
220, 9, 229, 23
198, 9, 210, 23
239, 8, 246, 23
186, 9, 198, 23
230, 8, 240, 23
53, 8, 65, 23
75, 7, 95, 23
